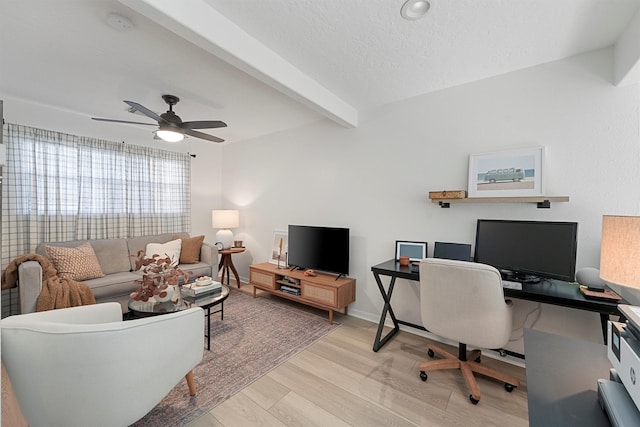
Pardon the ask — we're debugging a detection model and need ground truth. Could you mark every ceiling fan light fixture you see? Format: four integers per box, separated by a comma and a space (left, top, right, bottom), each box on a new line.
401, 0, 431, 20
156, 128, 184, 142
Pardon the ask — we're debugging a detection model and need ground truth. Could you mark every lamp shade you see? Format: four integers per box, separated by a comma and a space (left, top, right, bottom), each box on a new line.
600, 215, 640, 289
212, 210, 239, 249
211, 210, 239, 229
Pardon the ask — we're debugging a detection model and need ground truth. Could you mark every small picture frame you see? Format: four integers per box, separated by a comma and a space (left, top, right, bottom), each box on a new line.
269, 230, 288, 265
395, 241, 427, 261
468, 146, 545, 198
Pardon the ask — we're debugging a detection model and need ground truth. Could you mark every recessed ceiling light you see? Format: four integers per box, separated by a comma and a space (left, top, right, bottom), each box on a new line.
106, 12, 134, 32
401, 0, 431, 20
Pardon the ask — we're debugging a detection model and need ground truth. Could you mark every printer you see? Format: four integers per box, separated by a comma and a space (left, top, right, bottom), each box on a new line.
601, 305, 640, 426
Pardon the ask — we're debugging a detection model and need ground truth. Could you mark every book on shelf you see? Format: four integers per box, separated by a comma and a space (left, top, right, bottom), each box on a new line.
182, 281, 222, 297
280, 285, 301, 296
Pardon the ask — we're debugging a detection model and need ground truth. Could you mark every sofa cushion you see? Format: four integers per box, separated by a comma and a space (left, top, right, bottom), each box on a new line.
87, 238, 131, 274
145, 239, 182, 267
82, 272, 142, 302
175, 235, 205, 264
45, 243, 105, 281
36, 238, 131, 275
127, 233, 189, 270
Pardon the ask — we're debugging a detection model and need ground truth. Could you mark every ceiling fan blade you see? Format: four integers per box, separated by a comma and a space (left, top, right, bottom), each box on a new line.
179, 120, 227, 130
183, 128, 224, 143
92, 117, 157, 126
124, 101, 166, 123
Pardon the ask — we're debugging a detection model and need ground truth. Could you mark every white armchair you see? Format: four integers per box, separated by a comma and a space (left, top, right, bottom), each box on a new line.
1, 302, 204, 427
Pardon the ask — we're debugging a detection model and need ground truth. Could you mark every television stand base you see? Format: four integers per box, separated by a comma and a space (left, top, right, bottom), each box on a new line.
249, 262, 356, 324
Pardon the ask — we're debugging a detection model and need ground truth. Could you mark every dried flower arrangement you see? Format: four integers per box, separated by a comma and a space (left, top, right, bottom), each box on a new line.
130, 250, 192, 302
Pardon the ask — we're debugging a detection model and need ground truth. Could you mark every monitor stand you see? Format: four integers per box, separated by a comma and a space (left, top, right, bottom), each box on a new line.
500, 269, 541, 284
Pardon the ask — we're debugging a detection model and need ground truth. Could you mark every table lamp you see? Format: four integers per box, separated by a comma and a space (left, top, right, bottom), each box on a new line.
212, 209, 239, 249
600, 215, 640, 290
598, 215, 640, 427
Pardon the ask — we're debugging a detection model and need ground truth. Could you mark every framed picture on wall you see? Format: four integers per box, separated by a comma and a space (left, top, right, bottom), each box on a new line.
269, 230, 288, 265
468, 146, 545, 198
395, 241, 428, 261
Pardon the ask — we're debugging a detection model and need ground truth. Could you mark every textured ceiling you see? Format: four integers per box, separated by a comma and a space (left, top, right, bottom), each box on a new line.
205, 0, 640, 109
1, 0, 639, 144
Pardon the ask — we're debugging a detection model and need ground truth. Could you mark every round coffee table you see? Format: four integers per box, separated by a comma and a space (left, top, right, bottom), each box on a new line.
128, 284, 230, 350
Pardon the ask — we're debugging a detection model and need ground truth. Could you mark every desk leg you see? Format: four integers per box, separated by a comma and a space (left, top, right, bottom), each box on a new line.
600, 313, 609, 345
372, 273, 400, 352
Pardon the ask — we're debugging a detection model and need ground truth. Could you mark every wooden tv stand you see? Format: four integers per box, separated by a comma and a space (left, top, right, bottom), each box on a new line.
249, 262, 355, 324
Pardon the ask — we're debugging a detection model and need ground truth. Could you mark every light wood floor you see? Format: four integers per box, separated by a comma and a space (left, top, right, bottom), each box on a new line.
186, 284, 529, 427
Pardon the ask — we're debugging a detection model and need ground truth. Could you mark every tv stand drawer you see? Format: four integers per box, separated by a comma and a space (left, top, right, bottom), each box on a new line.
302, 283, 335, 305
250, 269, 276, 289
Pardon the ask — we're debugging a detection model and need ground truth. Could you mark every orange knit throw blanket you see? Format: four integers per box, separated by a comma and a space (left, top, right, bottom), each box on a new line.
2, 254, 96, 311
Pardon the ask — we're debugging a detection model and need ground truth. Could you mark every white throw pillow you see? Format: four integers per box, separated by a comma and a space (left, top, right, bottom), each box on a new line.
145, 238, 182, 267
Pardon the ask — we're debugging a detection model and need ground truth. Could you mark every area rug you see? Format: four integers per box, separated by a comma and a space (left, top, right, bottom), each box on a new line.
132, 287, 340, 426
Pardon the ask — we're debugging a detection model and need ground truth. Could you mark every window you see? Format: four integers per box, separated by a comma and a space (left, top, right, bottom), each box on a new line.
1, 123, 191, 270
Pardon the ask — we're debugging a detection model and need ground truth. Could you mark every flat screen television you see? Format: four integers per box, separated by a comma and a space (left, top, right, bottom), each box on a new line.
287, 225, 350, 276
474, 219, 578, 282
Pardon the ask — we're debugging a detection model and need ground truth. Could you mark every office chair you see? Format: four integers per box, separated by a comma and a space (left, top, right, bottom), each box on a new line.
418, 258, 520, 404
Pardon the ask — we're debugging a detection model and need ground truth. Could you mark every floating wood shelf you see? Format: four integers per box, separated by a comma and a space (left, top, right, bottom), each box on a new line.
430, 196, 570, 209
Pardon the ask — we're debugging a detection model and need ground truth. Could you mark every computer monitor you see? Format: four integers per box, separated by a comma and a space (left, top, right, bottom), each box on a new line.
433, 242, 472, 261
474, 219, 578, 283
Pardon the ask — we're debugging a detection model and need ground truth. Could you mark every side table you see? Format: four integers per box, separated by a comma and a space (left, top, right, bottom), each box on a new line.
218, 247, 245, 288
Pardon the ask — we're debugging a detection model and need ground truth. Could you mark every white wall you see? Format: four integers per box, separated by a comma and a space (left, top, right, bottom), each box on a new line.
3, 47, 639, 354
220, 47, 640, 353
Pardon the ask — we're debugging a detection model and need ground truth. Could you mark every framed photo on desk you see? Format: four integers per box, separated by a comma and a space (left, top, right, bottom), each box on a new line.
395, 241, 427, 261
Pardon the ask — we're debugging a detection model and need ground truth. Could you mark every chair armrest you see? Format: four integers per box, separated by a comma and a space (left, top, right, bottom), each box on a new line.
1, 302, 123, 325
17, 261, 43, 314
200, 242, 219, 273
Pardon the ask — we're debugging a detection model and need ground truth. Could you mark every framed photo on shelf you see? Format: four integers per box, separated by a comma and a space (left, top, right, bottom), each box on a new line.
468, 146, 545, 198
269, 230, 288, 265
395, 241, 428, 261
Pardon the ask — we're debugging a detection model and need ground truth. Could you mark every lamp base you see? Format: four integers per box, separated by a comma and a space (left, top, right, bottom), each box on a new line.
216, 229, 234, 249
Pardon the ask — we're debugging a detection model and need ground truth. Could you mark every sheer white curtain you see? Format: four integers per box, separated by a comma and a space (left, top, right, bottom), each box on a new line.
1, 123, 191, 270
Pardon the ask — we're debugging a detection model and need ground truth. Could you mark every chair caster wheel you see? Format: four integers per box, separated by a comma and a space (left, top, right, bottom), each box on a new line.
420, 371, 428, 381
469, 395, 479, 404
499, 349, 507, 357
427, 349, 435, 358
505, 383, 515, 392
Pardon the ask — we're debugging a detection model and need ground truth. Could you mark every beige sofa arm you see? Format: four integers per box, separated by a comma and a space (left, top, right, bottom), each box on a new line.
200, 242, 219, 276
17, 261, 43, 314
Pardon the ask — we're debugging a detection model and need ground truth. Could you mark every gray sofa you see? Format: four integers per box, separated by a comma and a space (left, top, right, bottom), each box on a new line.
17, 233, 218, 314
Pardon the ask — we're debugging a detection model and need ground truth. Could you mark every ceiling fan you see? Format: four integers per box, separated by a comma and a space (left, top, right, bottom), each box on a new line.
92, 94, 227, 143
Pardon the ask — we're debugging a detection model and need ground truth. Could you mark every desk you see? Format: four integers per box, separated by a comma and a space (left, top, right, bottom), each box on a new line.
371, 259, 624, 352
524, 328, 611, 426
218, 247, 245, 288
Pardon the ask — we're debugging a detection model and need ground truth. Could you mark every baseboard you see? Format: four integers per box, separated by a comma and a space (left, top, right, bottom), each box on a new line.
345, 310, 525, 368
